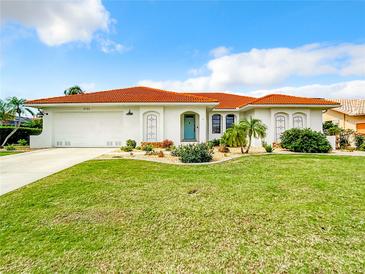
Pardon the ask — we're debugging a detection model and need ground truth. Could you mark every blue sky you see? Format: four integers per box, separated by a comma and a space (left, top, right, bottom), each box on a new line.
1, 1, 365, 99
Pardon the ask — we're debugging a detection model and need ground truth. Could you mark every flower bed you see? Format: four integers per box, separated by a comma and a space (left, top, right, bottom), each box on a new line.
97, 146, 265, 164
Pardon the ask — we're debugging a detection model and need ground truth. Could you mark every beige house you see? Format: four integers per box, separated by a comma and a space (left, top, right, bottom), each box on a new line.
323, 99, 365, 134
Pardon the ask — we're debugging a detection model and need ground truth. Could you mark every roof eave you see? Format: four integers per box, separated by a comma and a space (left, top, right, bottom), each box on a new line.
212, 107, 240, 111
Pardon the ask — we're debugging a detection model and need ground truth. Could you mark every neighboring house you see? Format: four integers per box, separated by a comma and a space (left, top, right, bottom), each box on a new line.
323, 99, 365, 134
25, 86, 339, 148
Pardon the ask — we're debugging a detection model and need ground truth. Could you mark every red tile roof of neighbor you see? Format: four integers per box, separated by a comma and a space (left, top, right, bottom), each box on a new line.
26, 86, 340, 109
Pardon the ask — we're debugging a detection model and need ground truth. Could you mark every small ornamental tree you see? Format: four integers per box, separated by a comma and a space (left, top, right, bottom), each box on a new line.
221, 123, 247, 153
240, 117, 267, 153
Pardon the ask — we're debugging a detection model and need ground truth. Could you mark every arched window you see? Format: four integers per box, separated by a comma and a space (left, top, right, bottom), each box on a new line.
293, 114, 305, 129
275, 115, 286, 141
226, 114, 235, 129
146, 114, 157, 141
212, 114, 221, 134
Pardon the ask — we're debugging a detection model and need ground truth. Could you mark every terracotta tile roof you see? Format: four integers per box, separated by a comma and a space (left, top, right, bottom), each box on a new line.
248, 94, 339, 106
26, 86, 218, 105
327, 98, 365, 116
185, 92, 255, 109
26, 86, 340, 109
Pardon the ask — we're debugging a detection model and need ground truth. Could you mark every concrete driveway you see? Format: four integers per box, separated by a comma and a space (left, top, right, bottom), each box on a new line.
0, 148, 113, 196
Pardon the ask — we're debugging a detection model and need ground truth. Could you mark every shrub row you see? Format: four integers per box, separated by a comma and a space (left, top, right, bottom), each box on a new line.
0, 126, 42, 145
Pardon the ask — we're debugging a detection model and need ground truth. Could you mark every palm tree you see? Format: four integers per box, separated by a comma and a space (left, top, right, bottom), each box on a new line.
241, 117, 267, 153
0, 99, 15, 126
64, 85, 84, 95
1, 97, 34, 147
222, 123, 247, 153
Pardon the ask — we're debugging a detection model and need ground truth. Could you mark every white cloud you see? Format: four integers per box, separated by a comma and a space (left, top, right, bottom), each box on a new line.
97, 37, 130, 54
139, 43, 365, 91
246, 80, 365, 99
210, 46, 231, 58
1, 0, 110, 46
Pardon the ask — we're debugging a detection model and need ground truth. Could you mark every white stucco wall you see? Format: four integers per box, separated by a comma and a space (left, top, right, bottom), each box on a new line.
31, 106, 140, 148
30, 105, 209, 148
227, 107, 323, 147
164, 106, 208, 145
30, 104, 326, 148
310, 109, 324, 132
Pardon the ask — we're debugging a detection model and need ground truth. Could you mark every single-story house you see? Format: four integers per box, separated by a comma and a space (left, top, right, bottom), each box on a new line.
323, 99, 365, 134
26, 86, 339, 148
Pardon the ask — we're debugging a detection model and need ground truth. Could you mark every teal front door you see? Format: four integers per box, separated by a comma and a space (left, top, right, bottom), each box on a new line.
184, 115, 196, 140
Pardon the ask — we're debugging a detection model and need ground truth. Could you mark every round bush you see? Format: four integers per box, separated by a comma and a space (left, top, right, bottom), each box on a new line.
126, 139, 136, 148
281, 128, 332, 153
174, 143, 213, 163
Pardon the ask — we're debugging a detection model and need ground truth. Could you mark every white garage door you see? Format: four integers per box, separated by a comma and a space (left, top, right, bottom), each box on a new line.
53, 112, 124, 147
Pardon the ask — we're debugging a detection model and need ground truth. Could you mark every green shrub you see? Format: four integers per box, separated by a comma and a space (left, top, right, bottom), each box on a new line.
142, 144, 154, 152
5, 145, 16, 151
207, 139, 220, 149
126, 139, 136, 148
358, 143, 365, 151
262, 142, 273, 153
120, 146, 133, 152
0, 126, 41, 145
323, 121, 341, 135
22, 119, 43, 129
281, 128, 332, 153
135, 146, 142, 150
174, 143, 213, 163
17, 139, 28, 146
355, 135, 365, 149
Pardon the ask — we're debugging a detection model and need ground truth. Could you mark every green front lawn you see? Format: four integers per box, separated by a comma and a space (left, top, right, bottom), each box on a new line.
0, 151, 23, 157
1, 155, 364, 272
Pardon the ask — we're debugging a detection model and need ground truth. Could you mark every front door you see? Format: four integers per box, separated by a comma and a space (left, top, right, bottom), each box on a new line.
184, 115, 196, 140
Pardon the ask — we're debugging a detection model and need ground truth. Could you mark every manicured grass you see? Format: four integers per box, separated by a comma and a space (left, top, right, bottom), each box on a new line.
0, 151, 23, 157
0, 155, 364, 272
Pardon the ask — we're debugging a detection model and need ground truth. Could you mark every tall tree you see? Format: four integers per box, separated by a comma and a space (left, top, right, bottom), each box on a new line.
64, 85, 84, 95
222, 123, 247, 153
1, 97, 34, 147
0, 99, 15, 126
240, 117, 267, 153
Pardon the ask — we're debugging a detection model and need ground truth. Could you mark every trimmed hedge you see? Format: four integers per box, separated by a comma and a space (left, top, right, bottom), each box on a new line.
281, 128, 332, 153
0, 126, 42, 145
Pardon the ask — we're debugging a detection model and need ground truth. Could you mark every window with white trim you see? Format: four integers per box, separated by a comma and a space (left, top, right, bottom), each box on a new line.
226, 114, 235, 129
146, 114, 157, 141
275, 115, 286, 141
212, 114, 221, 133
293, 115, 304, 129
